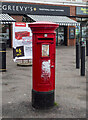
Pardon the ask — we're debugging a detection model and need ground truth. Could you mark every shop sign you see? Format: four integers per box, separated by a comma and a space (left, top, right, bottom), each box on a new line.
76, 7, 88, 15
13, 22, 32, 62
69, 27, 75, 39
1, 2, 70, 16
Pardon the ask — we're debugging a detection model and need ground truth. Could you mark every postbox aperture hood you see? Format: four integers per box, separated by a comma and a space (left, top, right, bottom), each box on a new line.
28, 21, 59, 33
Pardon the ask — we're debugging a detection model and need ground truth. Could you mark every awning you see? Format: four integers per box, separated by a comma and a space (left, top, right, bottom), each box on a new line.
27, 15, 80, 26
0, 14, 16, 24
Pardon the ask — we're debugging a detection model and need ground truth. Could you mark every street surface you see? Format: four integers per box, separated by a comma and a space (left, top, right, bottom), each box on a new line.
1, 46, 87, 118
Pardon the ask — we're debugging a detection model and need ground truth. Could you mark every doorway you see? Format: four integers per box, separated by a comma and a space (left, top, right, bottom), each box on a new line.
1, 24, 12, 48
64, 26, 67, 46
58, 26, 67, 46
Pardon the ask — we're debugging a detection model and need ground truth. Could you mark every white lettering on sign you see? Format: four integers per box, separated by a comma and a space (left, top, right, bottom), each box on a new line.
16, 6, 19, 11
8, 5, 12, 10
2, 5, 7, 10
13, 6, 15, 11
20, 6, 23, 11
39, 8, 64, 12
30, 7, 33, 11
1, 4, 33, 12
24, 7, 27, 11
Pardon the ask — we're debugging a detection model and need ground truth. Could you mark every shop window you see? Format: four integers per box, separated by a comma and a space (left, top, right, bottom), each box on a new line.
22, 16, 27, 22
76, 17, 88, 41
22, 16, 35, 23
76, 26, 80, 42
0, 24, 9, 40
58, 27, 64, 45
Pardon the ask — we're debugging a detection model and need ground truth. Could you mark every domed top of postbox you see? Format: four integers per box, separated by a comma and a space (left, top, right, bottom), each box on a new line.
28, 21, 59, 33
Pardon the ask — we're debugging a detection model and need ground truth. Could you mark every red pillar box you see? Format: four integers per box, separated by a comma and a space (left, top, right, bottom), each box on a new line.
29, 22, 59, 109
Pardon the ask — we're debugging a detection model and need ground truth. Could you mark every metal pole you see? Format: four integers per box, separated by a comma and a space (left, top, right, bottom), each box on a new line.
0, 41, 6, 72
86, 21, 88, 56
76, 41, 80, 69
81, 44, 85, 76
9, 24, 12, 48
86, 39, 88, 56
80, 18, 82, 59
56, 28, 58, 46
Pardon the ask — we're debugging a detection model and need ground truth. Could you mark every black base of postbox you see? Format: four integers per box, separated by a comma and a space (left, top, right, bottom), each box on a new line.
32, 89, 54, 109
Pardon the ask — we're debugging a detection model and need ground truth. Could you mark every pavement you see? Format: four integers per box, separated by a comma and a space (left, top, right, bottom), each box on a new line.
0, 46, 87, 118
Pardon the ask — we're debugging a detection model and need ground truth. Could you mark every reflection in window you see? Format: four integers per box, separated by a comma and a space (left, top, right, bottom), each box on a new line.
0, 24, 9, 40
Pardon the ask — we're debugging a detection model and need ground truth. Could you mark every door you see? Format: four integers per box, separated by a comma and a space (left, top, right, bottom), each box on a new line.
38, 42, 55, 91
64, 26, 67, 46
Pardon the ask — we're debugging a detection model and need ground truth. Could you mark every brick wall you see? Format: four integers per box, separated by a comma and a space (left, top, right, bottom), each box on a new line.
11, 15, 23, 22
67, 26, 76, 46
70, 6, 76, 16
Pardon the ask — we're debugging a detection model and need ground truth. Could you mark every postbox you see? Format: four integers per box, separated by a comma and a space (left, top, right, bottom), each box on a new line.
29, 22, 59, 109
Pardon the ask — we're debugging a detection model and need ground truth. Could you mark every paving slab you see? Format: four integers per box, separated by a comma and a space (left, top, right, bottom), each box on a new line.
1, 46, 86, 118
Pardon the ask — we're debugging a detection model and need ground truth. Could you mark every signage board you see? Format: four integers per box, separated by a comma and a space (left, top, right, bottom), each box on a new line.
13, 22, 32, 62
69, 27, 75, 39
76, 7, 88, 15
1, 2, 70, 16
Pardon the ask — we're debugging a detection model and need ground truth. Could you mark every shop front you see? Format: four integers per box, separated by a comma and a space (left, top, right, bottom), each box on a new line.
0, 2, 80, 47
0, 14, 16, 47
76, 6, 88, 43
26, 15, 79, 46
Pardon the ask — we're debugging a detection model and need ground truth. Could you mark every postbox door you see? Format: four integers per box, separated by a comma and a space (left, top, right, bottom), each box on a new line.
38, 42, 55, 91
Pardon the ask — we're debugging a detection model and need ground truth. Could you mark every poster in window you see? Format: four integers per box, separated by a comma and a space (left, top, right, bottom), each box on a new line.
13, 22, 32, 62
69, 27, 75, 39
15, 46, 24, 57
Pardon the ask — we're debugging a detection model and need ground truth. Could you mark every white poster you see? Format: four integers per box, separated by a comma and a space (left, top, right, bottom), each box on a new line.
13, 22, 32, 62
41, 60, 51, 79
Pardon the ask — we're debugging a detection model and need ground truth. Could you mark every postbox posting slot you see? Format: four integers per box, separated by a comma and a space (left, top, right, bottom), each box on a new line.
38, 38, 53, 40
37, 37, 54, 43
